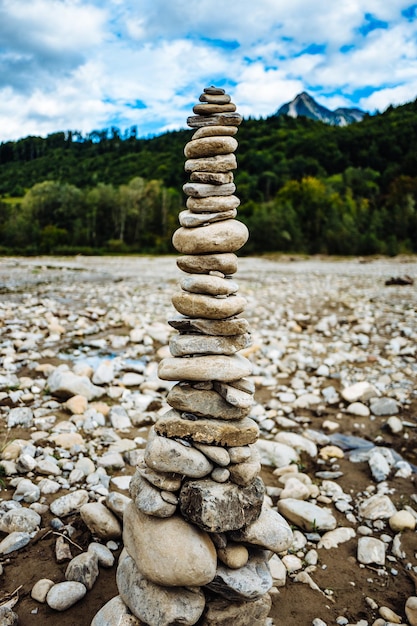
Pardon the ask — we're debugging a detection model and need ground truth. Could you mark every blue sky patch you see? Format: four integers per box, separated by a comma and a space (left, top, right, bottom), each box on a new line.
359, 13, 389, 36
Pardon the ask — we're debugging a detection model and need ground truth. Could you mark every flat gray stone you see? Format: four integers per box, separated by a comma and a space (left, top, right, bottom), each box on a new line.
168, 315, 249, 336
176, 252, 238, 275
358, 494, 397, 520
192, 124, 236, 137
214, 381, 254, 408
179, 477, 264, 532
180, 273, 239, 296
190, 171, 234, 185
187, 195, 240, 213
136, 461, 182, 491
192, 102, 236, 115
158, 354, 252, 382
206, 550, 272, 601
170, 333, 250, 357
370, 397, 399, 415
183, 182, 236, 198
166, 383, 251, 419
155, 410, 259, 447
278, 498, 337, 531
184, 136, 238, 159
144, 428, 213, 477
129, 472, 176, 517
117, 553, 206, 625
179, 208, 237, 227
187, 112, 242, 127
0, 507, 41, 534
172, 220, 248, 254
172, 292, 246, 320
185, 154, 237, 174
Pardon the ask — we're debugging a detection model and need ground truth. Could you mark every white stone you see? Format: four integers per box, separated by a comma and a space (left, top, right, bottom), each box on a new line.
31, 578, 55, 603
357, 536, 386, 565
269, 554, 287, 587
47, 367, 104, 400
50, 489, 89, 517
282, 554, 303, 573
317, 527, 356, 549
0, 507, 41, 534
80, 502, 122, 540
274, 432, 317, 457
358, 495, 397, 520
341, 381, 378, 403
255, 439, 299, 468
229, 505, 293, 553
46, 581, 87, 611
91, 596, 140, 625
346, 402, 370, 417
278, 499, 337, 531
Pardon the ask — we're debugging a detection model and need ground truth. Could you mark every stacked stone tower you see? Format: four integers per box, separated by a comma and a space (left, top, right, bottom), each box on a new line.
110, 87, 293, 626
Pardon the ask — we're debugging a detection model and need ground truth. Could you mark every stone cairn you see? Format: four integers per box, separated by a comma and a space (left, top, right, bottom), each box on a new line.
99, 87, 293, 626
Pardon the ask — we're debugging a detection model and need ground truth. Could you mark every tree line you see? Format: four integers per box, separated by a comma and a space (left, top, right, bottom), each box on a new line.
0, 98, 416, 255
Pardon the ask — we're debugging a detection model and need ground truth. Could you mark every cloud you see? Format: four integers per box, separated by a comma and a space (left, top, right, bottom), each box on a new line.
0, 0, 416, 141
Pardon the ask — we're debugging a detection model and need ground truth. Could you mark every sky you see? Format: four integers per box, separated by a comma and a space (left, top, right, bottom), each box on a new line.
1, 0, 417, 142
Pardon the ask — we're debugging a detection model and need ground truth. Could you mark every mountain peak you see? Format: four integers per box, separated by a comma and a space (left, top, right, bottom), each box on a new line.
276, 92, 366, 126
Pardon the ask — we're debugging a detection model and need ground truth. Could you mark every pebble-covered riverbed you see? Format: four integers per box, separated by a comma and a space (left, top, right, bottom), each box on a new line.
0, 255, 416, 626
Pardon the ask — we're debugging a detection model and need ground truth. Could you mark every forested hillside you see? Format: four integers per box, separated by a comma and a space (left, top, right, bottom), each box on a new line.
1, 98, 416, 255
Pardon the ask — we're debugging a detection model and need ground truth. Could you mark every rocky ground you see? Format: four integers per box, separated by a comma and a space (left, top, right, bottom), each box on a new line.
0, 254, 416, 626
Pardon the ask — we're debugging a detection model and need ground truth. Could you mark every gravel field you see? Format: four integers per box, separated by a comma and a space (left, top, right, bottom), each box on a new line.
0, 254, 416, 626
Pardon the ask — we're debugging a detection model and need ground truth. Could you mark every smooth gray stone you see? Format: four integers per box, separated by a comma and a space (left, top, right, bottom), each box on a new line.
47, 368, 104, 400
185, 154, 237, 173
198, 94, 232, 104
206, 550, 272, 601
144, 428, 213, 477
123, 503, 216, 587
46, 581, 87, 611
184, 136, 238, 160
192, 123, 237, 139
204, 86, 226, 94
49, 489, 89, 517
201, 594, 272, 626
0, 531, 32, 555
158, 354, 252, 382
88, 542, 115, 568
176, 252, 238, 275
187, 195, 240, 212
136, 460, 182, 492
172, 292, 246, 319
214, 381, 254, 408
65, 551, 99, 590
183, 182, 236, 198
187, 112, 242, 127
179, 208, 237, 227
230, 504, 293, 552
180, 273, 239, 296
190, 171, 234, 185
0, 507, 41, 534
129, 472, 176, 517
168, 315, 249, 336
117, 552, 206, 626
169, 333, 251, 356
179, 477, 264, 532
166, 383, 251, 420
370, 397, 399, 415
172, 220, 248, 254
228, 454, 261, 486
357, 537, 386, 565
91, 596, 139, 626
155, 409, 259, 447
193, 103, 236, 115
277, 499, 337, 531
193, 443, 231, 467
105, 492, 131, 521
